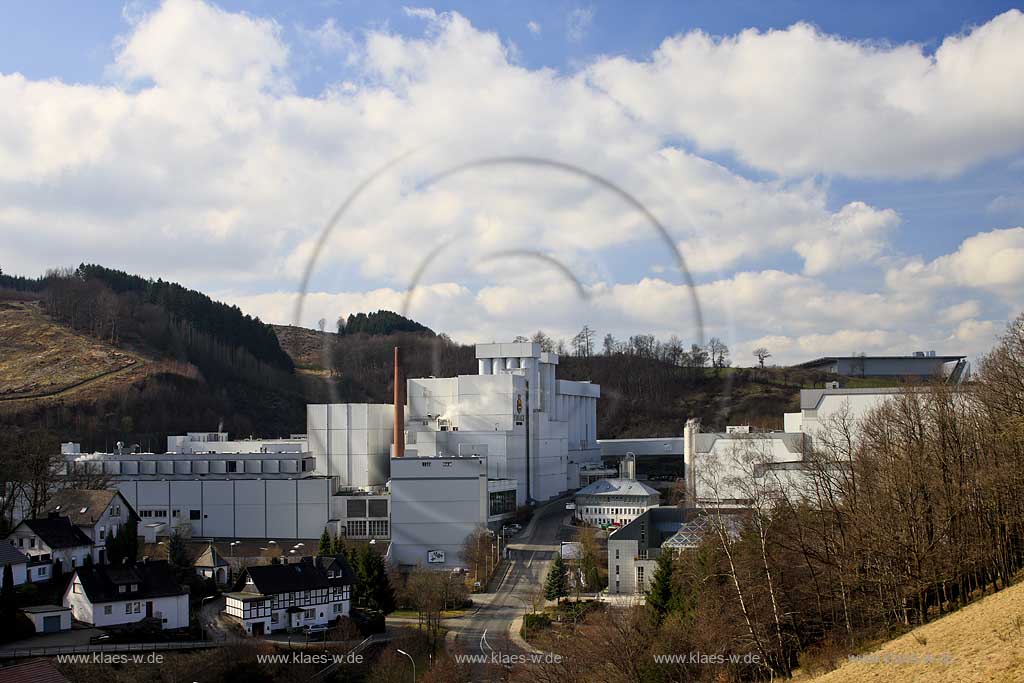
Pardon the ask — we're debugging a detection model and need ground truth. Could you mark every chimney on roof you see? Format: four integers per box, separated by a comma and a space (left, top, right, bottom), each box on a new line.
393, 346, 405, 458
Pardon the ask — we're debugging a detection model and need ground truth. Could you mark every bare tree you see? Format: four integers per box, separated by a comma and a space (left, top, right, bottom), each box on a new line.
753, 347, 772, 368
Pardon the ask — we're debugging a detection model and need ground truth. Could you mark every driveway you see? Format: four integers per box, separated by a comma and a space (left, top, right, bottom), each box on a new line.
4, 622, 104, 650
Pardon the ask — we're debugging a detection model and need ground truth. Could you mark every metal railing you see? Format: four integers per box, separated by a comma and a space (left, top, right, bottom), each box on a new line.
0, 639, 226, 659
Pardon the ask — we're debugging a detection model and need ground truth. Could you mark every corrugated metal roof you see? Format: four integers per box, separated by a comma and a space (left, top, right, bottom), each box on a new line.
575, 478, 660, 497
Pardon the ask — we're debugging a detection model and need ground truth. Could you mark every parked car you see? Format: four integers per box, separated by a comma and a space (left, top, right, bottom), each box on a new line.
304, 624, 328, 640
89, 632, 112, 644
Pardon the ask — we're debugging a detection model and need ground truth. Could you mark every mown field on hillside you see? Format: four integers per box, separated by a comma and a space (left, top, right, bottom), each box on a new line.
797, 579, 1024, 682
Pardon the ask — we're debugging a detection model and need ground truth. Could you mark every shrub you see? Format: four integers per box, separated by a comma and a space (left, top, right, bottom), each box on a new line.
521, 612, 551, 637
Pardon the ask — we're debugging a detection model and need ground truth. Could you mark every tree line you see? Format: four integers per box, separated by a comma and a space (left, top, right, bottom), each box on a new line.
523, 312, 1024, 682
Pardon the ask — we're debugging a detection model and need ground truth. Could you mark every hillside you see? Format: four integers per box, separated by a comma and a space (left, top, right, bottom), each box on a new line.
799, 580, 1024, 682
0, 300, 144, 400
275, 325, 850, 436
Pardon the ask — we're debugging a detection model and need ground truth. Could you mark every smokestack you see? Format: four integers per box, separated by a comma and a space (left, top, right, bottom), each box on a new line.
393, 346, 405, 458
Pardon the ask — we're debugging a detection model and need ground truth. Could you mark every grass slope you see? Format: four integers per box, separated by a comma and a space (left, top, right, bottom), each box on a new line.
802, 581, 1024, 682
0, 300, 144, 399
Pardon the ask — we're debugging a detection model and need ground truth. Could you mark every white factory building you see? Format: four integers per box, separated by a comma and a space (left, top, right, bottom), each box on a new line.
56, 342, 599, 569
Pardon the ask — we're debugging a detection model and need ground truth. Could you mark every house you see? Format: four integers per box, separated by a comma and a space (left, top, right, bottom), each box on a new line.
193, 542, 230, 585
224, 555, 354, 636
21, 604, 72, 633
0, 542, 29, 587
63, 560, 189, 630
45, 489, 137, 565
573, 478, 661, 528
6, 514, 93, 577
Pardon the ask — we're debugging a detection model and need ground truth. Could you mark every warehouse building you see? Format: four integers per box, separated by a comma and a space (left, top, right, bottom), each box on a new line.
794, 353, 969, 382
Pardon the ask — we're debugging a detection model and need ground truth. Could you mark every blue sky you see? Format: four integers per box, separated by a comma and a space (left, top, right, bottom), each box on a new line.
1, 0, 1022, 364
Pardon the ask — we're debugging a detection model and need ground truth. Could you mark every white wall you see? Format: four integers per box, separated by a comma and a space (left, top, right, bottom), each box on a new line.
116, 478, 332, 539
1, 562, 27, 587
65, 575, 189, 629
389, 457, 486, 568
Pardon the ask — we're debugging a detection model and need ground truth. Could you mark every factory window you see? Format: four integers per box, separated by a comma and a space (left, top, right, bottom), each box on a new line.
347, 499, 367, 519
368, 520, 389, 537
227, 461, 237, 473
104, 605, 112, 615
304, 609, 315, 619
421, 462, 431, 467
489, 490, 516, 517
368, 499, 388, 517
348, 520, 367, 537
615, 549, 619, 560
190, 510, 201, 520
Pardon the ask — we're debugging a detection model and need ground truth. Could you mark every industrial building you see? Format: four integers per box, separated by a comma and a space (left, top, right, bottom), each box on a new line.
573, 478, 661, 528
54, 341, 600, 570
795, 353, 969, 382
608, 508, 742, 594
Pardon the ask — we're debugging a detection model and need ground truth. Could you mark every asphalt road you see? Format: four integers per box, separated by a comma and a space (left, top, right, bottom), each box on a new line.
447, 500, 568, 678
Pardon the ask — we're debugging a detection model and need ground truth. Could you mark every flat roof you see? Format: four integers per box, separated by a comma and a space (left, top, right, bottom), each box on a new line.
21, 604, 71, 614
796, 355, 965, 368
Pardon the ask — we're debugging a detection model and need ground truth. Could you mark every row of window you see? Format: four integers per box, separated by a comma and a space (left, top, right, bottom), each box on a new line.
581, 507, 643, 515
343, 520, 389, 537
140, 509, 203, 520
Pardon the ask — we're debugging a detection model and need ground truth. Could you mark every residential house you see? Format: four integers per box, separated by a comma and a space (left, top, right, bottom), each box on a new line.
63, 560, 189, 630
46, 489, 137, 565
0, 542, 29, 587
224, 555, 354, 636
6, 514, 93, 578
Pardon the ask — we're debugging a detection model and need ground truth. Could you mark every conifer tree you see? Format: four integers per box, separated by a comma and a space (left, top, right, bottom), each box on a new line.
544, 553, 569, 604
646, 548, 676, 620
317, 528, 332, 556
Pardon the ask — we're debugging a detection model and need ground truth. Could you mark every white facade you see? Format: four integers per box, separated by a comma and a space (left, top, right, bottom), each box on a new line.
784, 387, 907, 437
684, 419, 811, 506
329, 492, 391, 540
574, 479, 661, 528
64, 573, 189, 630
22, 605, 72, 633
6, 524, 92, 574
116, 478, 332, 539
406, 342, 600, 505
307, 404, 393, 488
0, 546, 29, 587
389, 455, 516, 568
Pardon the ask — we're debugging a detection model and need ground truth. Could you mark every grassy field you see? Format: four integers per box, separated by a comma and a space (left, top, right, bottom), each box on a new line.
798, 581, 1024, 682
0, 300, 144, 400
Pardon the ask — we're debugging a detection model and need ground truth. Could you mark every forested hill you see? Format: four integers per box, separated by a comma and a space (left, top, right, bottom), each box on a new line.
275, 325, 841, 435
1, 264, 292, 372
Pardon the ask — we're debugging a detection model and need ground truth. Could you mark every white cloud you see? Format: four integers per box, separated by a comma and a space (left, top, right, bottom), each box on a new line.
566, 7, 593, 43
794, 201, 900, 275
298, 18, 357, 60
527, 20, 541, 36
0, 2, 1020, 367
886, 227, 1024, 299
589, 10, 1024, 178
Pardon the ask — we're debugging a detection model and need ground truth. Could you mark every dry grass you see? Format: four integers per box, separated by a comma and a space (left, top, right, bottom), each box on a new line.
800, 581, 1024, 683
0, 300, 142, 400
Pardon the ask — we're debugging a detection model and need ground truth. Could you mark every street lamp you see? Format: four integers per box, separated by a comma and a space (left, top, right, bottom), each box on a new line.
396, 648, 416, 682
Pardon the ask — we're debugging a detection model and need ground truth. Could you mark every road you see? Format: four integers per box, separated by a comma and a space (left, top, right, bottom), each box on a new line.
446, 500, 568, 678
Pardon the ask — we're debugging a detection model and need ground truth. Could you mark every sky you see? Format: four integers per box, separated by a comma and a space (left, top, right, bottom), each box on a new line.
1, 0, 1023, 365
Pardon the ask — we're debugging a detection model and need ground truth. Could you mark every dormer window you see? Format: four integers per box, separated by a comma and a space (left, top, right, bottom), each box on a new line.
119, 585, 126, 593
80, 507, 88, 514
131, 584, 138, 591
327, 570, 334, 578
245, 576, 254, 584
